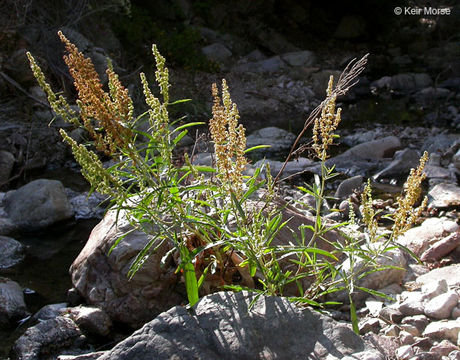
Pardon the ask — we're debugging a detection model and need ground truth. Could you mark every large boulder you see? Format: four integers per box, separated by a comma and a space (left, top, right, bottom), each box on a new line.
70, 208, 184, 328
3, 179, 74, 231
0, 277, 27, 328
338, 136, 401, 161
246, 126, 296, 158
96, 291, 382, 360
11, 316, 88, 360
0, 236, 25, 272
70, 200, 344, 328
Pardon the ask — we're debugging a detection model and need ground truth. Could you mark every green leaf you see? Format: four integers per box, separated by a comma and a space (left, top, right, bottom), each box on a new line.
197, 265, 210, 290
355, 286, 395, 302
168, 98, 192, 105
244, 145, 271, 154
184, 261, 199, 306
172, 130, 188, 145
231, 192, 246, 222
240, 180, 265, 203
287, 297, 323, 307
172, 121, 205, 132
349, 296, 359, 335
178, 165, 216, 173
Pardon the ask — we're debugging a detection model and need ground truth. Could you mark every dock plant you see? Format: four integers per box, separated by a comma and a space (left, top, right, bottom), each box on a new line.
28, 32, 428, 334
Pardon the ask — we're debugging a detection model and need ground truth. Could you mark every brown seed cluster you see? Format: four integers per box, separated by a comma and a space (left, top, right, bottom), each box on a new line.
209, 80, 247, 195
392, 151, 429, 239
58, 31, 133, 155
361, 179, 379, 241
312, 76, 342, 161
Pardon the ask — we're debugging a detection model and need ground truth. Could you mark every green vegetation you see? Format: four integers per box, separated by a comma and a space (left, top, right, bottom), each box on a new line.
111, 4, 218, 71
28, 33, 427, 334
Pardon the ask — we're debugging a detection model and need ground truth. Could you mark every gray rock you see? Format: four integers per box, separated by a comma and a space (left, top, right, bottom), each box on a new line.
336, 136, 401, 161
233, 56, 286, 74
70, 208, 183, 328
452, 149, 460, 171
0, 214, 17, 236
395, 344, 414, 359
413, 73, 433, 89
378, 306, 404, 324
448, 350, 460, 359
420, 232, 460, 262
244, 49, 266, 62
358, 318, 381, 335
246, 126, 296, 156
0, 150, 15, 185
414, 87, 452, 104
383, 324, 399, 337
3, 179, 74, 231
423, 319, 460, 344
191, 152, 213, 167
334, 176, 363, 200
32, 303, 68, 322
428, 182, 460, 208
68, 305, 112, 337
57, 352, 107, 360
398, 217, 459, 256
11, 316, 87, 360
201, 43, 232, 63
398, 291, 426, 316
0, 277, 27, 328
67, 190, 107, 220
401, 315, 430, 334
281, 50, 316, 67
430, 340, 459, 357
422, 133, 460, 155
424, 164, 454, 184
341, 131, 376, 147
424, 292, 459, 320
399, 331, 415, 345
399, 323, 420, 337
421, 279, 448, 300
452, 305, 460, 319
373, 148, 420, 180
0, 236, 25, 272
97, 291, 381, 360
254, 158, 316, 179
417, 264, 460, 289
371, 73, 432, 93
340, 247, 406, 300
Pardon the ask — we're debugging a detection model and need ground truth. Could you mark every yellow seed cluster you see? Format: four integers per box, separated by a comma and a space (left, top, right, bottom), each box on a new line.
152, 44, 170, 104
58, 31, 133, 155
312, 76, 342, 161
60, 129, 122, 197
392, 151, 429, 239
209, 80, 247, 195
361, 180, 378, 241
27, 52, 80, 127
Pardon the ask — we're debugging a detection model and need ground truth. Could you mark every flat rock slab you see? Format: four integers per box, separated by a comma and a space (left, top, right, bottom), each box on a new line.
97, 291, 381, 360
398, 217, 459, 256
428, 182, 460, 208
416, 264, 460, 288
